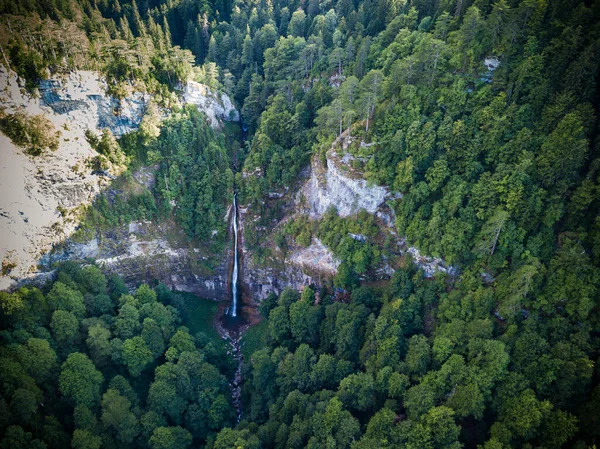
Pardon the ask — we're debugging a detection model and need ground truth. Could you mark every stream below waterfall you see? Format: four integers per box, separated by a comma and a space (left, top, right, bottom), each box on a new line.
229, 333, 243, 423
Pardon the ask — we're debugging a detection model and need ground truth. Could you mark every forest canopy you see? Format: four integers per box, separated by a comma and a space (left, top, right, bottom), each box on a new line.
1, 0, 600, 447
0, 263, 236, 449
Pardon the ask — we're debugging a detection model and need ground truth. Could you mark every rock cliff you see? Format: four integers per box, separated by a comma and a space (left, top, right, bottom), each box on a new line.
241, 237, 339, 300
43, 218, 233, 300
0, 69, 137, 289
302, 147, 397, 219
295, 135, 455, 279
1, 66, 452, 299
235, 134, 456, 301
183, 81, 239, 127
0, 67, 239, 291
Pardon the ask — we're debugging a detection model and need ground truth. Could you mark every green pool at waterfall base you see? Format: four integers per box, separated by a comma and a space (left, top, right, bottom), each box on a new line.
180, 292, 221, 342
179, 292, 265, 359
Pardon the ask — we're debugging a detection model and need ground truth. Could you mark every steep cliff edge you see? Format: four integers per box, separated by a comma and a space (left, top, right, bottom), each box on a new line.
301, 140, 396, 219
183, 81, 239, 127
0, 68, 139, 289
45, 212, 234, 301
0, 68, 238, 291
1, 66, 452, 298
300, 135, 456, 277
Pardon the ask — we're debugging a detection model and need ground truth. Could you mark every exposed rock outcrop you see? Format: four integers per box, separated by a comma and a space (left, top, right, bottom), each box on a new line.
290, 238, 340, 274
184, 81, 239, 127
302, 147, 397, 219
297, 134, 456, 279
237, 195, 338, 300
0, 67, 240, 291
42, 217, 233, 300
0, 68, 137, 289
39, 72, 150, 136
242, 255, 330, 300
1, 64, 452, 299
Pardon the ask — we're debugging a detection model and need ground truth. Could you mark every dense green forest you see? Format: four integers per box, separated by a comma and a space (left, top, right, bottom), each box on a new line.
78, 106, 234, 254
1, 0, 600, 446
0, 263, 236, 449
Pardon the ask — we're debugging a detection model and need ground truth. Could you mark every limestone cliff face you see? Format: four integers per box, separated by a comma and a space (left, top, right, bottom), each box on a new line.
302, 152, 394, 219
237, 135, 456, 301
183, 81, 239, 127
0, 67, 239, 291
238, 179, 341, 300
0, 69, 141, 290
43, 219, 233, 300
39, 72, 150, 136
241, 236, 339, 300
1, 65, 452, 298
296, 136, 455, 279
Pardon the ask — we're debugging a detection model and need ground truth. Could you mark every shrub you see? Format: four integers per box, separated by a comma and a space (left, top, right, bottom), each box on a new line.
0, 109, 60, 156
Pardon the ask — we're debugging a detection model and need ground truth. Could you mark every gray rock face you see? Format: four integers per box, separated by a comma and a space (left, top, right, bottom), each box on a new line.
44, 219, 234, 300
97, 238, 231, 300
241, 239, 338, 300
302, 151, 392, 219
2, 66, 454, 299
183, 81, 239, 127
299, 136, 456, 279
99, 249, 231, 300
289, 238, 340, 273
0, 69, 139, 290
0, 67, 241, 292
242, 263, 317, 299
402, 240, 457, 277
39, 74, 149, 136
235, 197, 338, 300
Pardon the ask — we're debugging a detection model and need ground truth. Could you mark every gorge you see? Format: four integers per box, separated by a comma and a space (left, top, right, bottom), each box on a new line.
1, 0, 599, 447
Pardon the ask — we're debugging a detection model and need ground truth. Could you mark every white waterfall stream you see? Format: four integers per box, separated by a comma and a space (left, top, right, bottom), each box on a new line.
230, 194, 239, 317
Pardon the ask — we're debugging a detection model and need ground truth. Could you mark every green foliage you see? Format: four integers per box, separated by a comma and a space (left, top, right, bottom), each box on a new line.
85, 129, 127, 166
7, 44, 46, 91
151, 106, 233, 246
235, 245, 599, 448
0, 291, 24, 316
317, 208, 382, 283
0, 110, 60, 156
59, 353, 104, 408
4, 0, 600, 447
122, 336, 153, 377
149, 426, 192, 449
337, 372, 375, 411
47, 282, 86, 317
71, 429, 101, 449
50, 310, 79, 346
282, 216, 315, 248
0, 266, 232, 448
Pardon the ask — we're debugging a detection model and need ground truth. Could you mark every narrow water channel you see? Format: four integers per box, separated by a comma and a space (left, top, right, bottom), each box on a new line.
221, 193, 244, 422
230, 194, 239, 317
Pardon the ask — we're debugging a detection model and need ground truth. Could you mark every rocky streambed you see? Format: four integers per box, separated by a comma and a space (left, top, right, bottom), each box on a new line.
226, 331, 244, 423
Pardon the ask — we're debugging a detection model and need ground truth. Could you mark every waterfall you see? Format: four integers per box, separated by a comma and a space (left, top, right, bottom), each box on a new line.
230, 194, 238, 317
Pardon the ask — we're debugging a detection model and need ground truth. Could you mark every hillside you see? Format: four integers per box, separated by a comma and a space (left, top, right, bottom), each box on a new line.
1, 0, 600, 448
0, 66, 238, 290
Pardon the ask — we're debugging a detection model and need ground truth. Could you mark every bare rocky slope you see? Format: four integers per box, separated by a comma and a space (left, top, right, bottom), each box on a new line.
0, 67, 238, 291
0, 68, 140, 289
302, 135, 456, 277
237, 133, 456, 301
